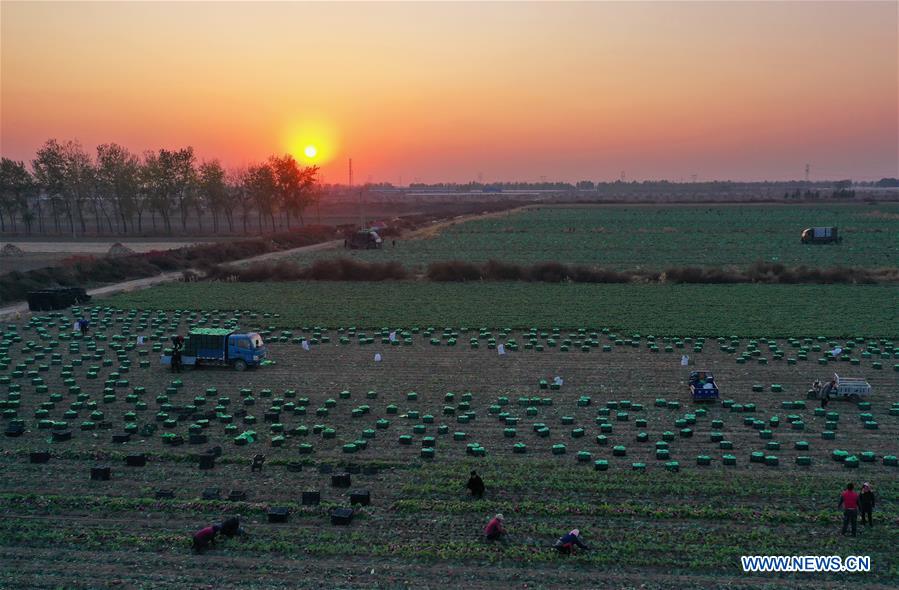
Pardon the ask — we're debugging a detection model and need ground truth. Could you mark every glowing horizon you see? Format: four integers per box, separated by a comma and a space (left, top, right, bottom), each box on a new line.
1, 1, 896, 183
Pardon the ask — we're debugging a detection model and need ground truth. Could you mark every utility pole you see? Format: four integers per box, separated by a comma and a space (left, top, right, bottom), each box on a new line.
804, 163, 810, 183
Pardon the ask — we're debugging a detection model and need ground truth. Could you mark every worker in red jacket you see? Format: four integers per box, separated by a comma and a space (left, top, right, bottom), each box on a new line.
192, 524, 221, 553
483, 513, 506, 542
838, 482, 859, 537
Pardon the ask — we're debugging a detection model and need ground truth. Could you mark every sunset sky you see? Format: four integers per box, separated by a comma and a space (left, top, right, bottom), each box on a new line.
2, 1, 897, 183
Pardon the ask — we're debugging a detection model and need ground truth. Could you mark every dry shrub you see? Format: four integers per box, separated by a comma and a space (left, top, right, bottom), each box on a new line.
482, 260, 524, 281
570, 266, 631, 283
528, 262, 569, 283
426, 261, 482, 282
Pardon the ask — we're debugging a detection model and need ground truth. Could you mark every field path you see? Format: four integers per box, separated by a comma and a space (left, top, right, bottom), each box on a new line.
0, 237, 343, 320
0, 205, 529, 319
402, 204, 534, 241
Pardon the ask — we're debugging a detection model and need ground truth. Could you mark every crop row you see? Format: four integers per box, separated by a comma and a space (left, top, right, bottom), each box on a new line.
104, 282, 899, 337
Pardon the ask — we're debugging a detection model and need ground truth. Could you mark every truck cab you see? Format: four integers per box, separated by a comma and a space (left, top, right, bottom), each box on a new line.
689, 370, 720, 402
227, 332, 266, 370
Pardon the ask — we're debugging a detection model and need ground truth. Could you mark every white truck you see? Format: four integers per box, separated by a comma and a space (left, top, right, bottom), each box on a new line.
809, 373, 871, 403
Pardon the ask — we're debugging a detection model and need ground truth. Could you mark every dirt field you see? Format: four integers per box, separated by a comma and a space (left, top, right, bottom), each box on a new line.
1, 308, 896, 588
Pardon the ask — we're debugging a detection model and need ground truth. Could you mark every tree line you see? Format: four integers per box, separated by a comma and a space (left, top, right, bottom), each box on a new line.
0, 139, 319, 236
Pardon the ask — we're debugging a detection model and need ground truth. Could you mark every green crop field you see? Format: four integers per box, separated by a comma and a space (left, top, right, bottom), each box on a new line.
8, 201, 899, 589
106, 281, 899, 338
1, 307, 897, 588
284, 203, 899, 270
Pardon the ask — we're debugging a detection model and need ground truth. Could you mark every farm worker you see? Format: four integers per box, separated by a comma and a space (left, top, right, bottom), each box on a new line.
301, 339, 310, 351
497, 344, 506, 355
553, 376, 563, 387
680, 355, 689, 366
821, 380, 834, 408
838, 482, 859, 537
389, 331, 397, 342
79, 318, 90, 335
554, 529, 590, 555
484, 514, 506, 542
810, 380, 821, 398
374, 353, 382, 362
192, 524, 221, 553
220, 516, 246, 538
859, 483, 875, 526
466, 470, 485, 498
172, 339, 181, 373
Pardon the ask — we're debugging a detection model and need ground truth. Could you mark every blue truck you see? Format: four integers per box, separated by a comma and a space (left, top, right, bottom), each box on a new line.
689, 370, 720, 402
161, 328, 266, 371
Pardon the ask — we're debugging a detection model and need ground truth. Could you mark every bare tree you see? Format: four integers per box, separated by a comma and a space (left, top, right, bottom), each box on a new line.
246, 162, 278, 232
172, 148, 197, 232
31, 139, 67, 234
269, 154, 319, 227
0, 158, 36, 233
96, 143, 140, 234
198, 160, 227, 233
230, 166, 253, 234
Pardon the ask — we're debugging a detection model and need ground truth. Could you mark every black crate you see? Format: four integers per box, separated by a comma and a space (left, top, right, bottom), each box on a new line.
91, 466, 111, 481
29, 451, 50, 464
350, 490, 370, 506
98, 421, 113, 430
155, 488, 175, 499
198, 455, 215, 470
318, 464, 333, 474
202, 488, 221, 500
330, 507, 354, 526
264, 412, 280, 423
52, 430, 72, 442
362, 466, 379, 476
111, 433, 131, 444
286, 462, 303, 472
189, 433, 208, 445
5, 424, 25, 437
267, 507, 290, 523
331, 473, 351, 488
207, 446, 222, 457
125, 454, 146, 467
301, 491, 320, 505
345, 464, 361, 474
227, 490, 247, 501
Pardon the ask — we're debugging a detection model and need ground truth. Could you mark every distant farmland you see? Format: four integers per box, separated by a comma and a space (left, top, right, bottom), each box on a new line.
284, 203, 899, 271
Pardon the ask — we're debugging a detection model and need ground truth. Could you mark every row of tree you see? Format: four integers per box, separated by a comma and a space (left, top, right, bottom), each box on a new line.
0, 140, 319, 235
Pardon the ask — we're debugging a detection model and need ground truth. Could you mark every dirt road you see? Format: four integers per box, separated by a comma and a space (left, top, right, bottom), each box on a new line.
0, 205, 527, 319
0, 238, 343, 320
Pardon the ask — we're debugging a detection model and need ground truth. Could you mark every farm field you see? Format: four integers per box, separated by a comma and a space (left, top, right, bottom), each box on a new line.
283, 203, 899, 270
1, 307, 897, 588
106, 281, 899, 338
